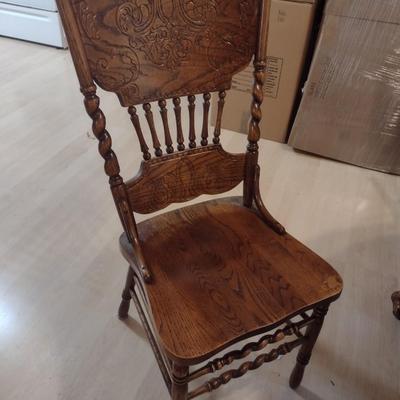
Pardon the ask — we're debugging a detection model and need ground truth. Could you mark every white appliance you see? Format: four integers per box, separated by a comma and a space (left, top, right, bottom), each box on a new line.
0, 0, 67, 47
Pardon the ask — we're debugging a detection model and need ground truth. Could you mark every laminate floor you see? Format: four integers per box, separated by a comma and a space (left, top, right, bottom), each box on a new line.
0, 37, 399, 400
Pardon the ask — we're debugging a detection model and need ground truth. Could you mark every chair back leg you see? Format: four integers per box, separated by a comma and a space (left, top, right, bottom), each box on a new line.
118, 266, 134, 319
289, 304, 329, 389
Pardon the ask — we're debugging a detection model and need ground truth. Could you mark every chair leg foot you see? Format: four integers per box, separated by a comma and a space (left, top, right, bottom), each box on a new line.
171, 364, 189, 400
289, 304, 329, 389
392, 291, 400, 320
118, 267, 134, 320
118, 295, 131, 320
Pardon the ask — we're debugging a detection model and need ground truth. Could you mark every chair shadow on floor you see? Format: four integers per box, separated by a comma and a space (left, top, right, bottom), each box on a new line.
295, 387, 324, 400
121, 315, 147, 341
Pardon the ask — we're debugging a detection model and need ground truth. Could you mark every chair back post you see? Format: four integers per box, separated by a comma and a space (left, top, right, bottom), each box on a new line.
244, 0, 271, 207
56, 0, 139, 244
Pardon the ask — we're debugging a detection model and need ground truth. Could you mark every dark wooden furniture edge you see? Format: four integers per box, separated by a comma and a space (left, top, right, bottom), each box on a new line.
392, 291, 400, 320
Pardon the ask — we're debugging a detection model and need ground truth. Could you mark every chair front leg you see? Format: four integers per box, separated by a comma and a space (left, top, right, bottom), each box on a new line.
118, 266, 134, 319
171, 363, 189, 400
289, 304, 329, 389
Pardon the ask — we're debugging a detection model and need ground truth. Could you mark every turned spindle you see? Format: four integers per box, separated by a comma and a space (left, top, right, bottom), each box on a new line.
159, 99, 174, 154
173, 97, 185, 151
143, 103, 162, 157
201, 93, 211, 146
213, 91, 226, 144
188, 95, 196, 149
128, 106, 151, 161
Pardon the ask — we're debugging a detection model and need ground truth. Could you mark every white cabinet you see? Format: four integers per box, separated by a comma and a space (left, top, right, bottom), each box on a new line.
3, 1, 58, 11
0, 0, 67, 48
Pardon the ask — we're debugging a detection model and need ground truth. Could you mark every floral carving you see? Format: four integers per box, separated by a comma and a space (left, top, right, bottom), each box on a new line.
117, 1, 155, 33
179, 0, 217, 26
78, 2, 99, 39
128, 26, 194, 68
73, 0, 258, 105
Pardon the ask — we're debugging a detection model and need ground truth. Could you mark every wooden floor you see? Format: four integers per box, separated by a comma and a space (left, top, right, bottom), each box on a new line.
0, 37, 399, 400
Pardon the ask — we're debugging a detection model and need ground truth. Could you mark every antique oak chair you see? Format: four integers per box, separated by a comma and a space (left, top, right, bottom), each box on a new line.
57, 0, 343, 398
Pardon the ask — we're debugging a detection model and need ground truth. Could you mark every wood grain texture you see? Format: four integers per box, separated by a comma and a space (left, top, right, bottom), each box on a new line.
125, 146, 246, 214
68, 0, 259, 106
121, 198, 342, 364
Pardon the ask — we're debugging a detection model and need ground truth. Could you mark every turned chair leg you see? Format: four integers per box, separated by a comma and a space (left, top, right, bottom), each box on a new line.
289, 304, 329, 389
118, 266, 134, 320
171, 363, 189, 400
392, 291, 400, 320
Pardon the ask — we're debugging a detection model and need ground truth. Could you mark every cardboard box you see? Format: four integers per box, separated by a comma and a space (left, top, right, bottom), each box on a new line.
325, 0, 400, 23
211, 0, 317, 143
289, 0, 400, 174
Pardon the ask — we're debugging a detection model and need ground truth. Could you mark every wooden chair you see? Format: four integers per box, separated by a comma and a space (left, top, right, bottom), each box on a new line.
57, 0, 343, 398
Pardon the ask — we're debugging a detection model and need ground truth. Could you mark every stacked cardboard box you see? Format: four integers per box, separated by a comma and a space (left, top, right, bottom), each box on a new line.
211, 0, 318, 143
289, 0, 400, 174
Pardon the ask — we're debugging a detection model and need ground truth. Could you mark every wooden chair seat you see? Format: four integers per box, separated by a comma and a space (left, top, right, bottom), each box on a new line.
120, 198, 343, 365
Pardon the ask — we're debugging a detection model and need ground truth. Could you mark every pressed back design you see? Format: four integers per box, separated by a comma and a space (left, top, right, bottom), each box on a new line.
57, 0, 271, 261
71, 0, 259, 106
126, 145, 246, 214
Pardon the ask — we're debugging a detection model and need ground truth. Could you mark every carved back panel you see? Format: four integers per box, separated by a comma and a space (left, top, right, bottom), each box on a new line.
58, 0, 271, 237
126, 145, 246, 214
70, 0, 259, 105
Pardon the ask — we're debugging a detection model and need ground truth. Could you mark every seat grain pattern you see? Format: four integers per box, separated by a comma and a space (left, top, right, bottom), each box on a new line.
121, 199, 342, 363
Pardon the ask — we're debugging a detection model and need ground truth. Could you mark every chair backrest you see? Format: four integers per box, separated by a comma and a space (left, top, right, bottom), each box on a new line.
57, 0, 271, 244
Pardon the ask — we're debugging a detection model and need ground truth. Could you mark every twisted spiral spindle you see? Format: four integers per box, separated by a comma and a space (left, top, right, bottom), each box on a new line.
188, 338, 303, 399
83, 86, 122, 186
247, 60, 266, 152
244, 60, 267, 206
188, 317, 311, 382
